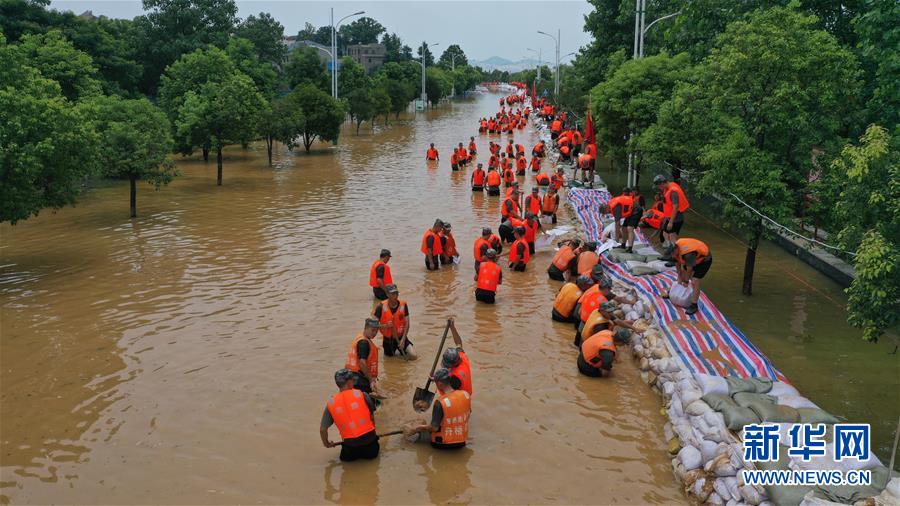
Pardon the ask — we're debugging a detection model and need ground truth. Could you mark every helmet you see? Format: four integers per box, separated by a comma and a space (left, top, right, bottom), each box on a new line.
442, 348, 461, 368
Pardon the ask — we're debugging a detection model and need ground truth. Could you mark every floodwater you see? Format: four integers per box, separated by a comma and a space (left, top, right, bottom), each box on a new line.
1, 94, 685, 504
599, 164, 900, 464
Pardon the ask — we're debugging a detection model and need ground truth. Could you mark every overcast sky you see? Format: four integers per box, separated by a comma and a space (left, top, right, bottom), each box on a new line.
49, 0, 595, 62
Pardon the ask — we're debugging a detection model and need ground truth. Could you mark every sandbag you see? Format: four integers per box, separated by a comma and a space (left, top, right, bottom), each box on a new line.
796, 408, 840, 425
678, 444, 703, 470
733, 392, 777, 408
725, 376, 773, 395
668, 279, 693, 308
696, 373, 729, 396
768, 381, 800, 398
630, 265, 660, 276
703, 393, 739, 411
721, 405, 760, 430
747, 403, 800, 423
810, 465, 892, 504
778, 394, 819, 410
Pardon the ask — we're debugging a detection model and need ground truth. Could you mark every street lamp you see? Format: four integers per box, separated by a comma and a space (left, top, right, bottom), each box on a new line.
627, 1, 680, 186
537, 30, 560, 97
331, 8, 364, 99
526, 47, 541, 80
449, 52, 458, 97
420, 42, 439, 109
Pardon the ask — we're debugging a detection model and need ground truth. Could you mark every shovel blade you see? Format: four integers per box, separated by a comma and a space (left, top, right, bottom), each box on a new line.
412, 387, 434, 411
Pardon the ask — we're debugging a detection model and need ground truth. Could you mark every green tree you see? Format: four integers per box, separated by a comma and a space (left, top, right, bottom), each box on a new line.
226, 36, 278, 97
425, 66, 452, 105
337, 56, 366, 97
853, 0, 900, 135
339, 17, 385, 46
296, 22, 331, 46
284, 46, 329, 93
372, 85, 391, 124
381, 32, 411, 62
651, 6, 861, 295
0, 34, 98, 223
234, 12, 285, 65
416, 41, 435, 66
89, 95, 176, 217
346, 85, 376, 134
289, 83, 345, 152
438, 44, 468, 69
590, 52, 691, 167
16, 29, 102, 100
174, 72, 265, 185
259, 96, 305, 165
133, 0, 238, 94
381, 78, 414, 118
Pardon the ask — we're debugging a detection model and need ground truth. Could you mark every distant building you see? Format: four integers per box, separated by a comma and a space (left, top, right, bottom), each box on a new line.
284, 38, 332, 65
347, 44, 385, 73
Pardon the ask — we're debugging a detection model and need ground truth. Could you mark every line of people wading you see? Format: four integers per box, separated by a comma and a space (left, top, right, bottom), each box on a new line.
321, 91, 714, 464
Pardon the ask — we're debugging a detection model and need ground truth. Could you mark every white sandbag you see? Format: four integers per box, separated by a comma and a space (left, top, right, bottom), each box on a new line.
635, 246, 659, 256
724, 477, 742, 502
686, 399, 713, 416
648, 260, 675, 272
707, 491, 725, 505
679, 444, 703, 470
704, 410, 726, 429
535, 234, 554, 251
674, 421, 699, 448
768, 381, 801, 398
663, 381, 676, 397
620, 304, 634, 314
714, 477, 734, 502
701, 439, 719, 462
740, 484, 763, 505
626, 310, 640, 320
668, 279, 693, 308
681, 387, 703, 407
778, 394, 818, 409
657, 357, 680, 373
634, 300, 645, 314
691, 477, 712, 501
696, 373, 729, 396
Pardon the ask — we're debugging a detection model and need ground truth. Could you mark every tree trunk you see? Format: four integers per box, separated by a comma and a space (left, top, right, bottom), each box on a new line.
671, 163, 682, 183
216, 147, 223, 186
304, 133, 313, 153
129, 173, 137, 218
202, 147, 209, 162
742, 223, 762, 295
266, 135, 273, 166
356, 121, 361, 135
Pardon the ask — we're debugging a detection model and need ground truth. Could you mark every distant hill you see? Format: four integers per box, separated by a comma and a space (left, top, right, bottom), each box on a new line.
471, 56, 542, 73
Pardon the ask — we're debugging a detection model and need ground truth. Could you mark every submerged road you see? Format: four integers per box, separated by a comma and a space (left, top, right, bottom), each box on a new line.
0, 93, 684, 504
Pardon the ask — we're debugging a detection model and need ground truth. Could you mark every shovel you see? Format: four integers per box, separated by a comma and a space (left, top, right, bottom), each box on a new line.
336, 430, 403, 446
412, 320, 451, 411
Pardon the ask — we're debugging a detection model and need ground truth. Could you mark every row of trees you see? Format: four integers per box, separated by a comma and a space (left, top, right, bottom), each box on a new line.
537, 0, 897, 341
1, 0, 486, 223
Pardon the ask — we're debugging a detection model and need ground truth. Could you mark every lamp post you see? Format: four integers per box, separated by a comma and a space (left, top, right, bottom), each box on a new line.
420, 42, 439, 109
449, 52, 457, 97
526, 47, 541, 80
537, 30, 559, 97
331, 8, 364, 99
627, 0, 681, 186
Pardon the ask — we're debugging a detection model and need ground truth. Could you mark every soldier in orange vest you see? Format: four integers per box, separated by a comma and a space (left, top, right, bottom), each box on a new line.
474, 249, 502, 304
662, 238, 712, 315
406, 368, 471, 449
373, 284, 416, 359
321, 369, 380, 461
422, 219, 445, 271
578, 330, 617, 378
547, 238, 581, 281
345, 318, 381, 394
369, 249, 393, 300
654, 174, 691, 245
442, 318, 473, 395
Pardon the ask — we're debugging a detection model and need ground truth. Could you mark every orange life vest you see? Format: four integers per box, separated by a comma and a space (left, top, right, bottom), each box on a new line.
442, 232, 458, 257
525, 194, 541, 216
421, 229, 444, 255
490, 143, 500, 155
502, 168, 515, 185
431, 390, 470, 445
378, 299, 407, 339
560, 145, 570, 157
448, 351, 473, 395
558, 135, 571, 147
457, 147, 468, 161
450, 152, 458, 165
552, 245, 576, 270
516, 157, 527, 173
327, 389, 375, 440
515, 143, 524, 155
476, 260, 501, 291
644, 208, 664, 229
608, 195, 634, 218
663, 182, 690, 217
551, 120, 562, 133
551, 173, 564, 190
674, 238, 709, 266
509, 238, 531, 264
533, 142, 545, 154
577, 251, 599, 276
426, 148, 438, 160
585, 143, 597, 159
369, 259, 392, 288
501, 196, 520, 219
530, 157, 541, 172
553, 283, 583, 318
581, 330, 616, 367
572, 130, 583, 146
472, 168, 486, 187
542, 192, 558, 213
578, 154, 592, 169
535, 173, 550, 186
582, 309, 610, 337
487, 171, 501, 186
505, 144, 514, 156
469, 141, 477, 153
579, 287, 607, 322
345, 333, 379, 378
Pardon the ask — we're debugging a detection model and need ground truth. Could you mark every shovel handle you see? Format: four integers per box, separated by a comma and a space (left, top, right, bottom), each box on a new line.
336, 430, 404, 446
423, 320, 452, 392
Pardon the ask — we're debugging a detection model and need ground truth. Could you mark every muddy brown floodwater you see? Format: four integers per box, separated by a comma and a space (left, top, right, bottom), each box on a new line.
1, 94, 685, 504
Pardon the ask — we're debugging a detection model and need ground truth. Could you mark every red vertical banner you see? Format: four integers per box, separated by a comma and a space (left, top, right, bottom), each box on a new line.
585, 112, 595, 146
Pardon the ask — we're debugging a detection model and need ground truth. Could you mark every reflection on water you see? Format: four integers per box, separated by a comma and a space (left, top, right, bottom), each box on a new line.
2, 95, 684, 503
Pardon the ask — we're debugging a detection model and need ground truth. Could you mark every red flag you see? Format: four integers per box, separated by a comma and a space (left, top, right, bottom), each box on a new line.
585, 111, 595, 146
